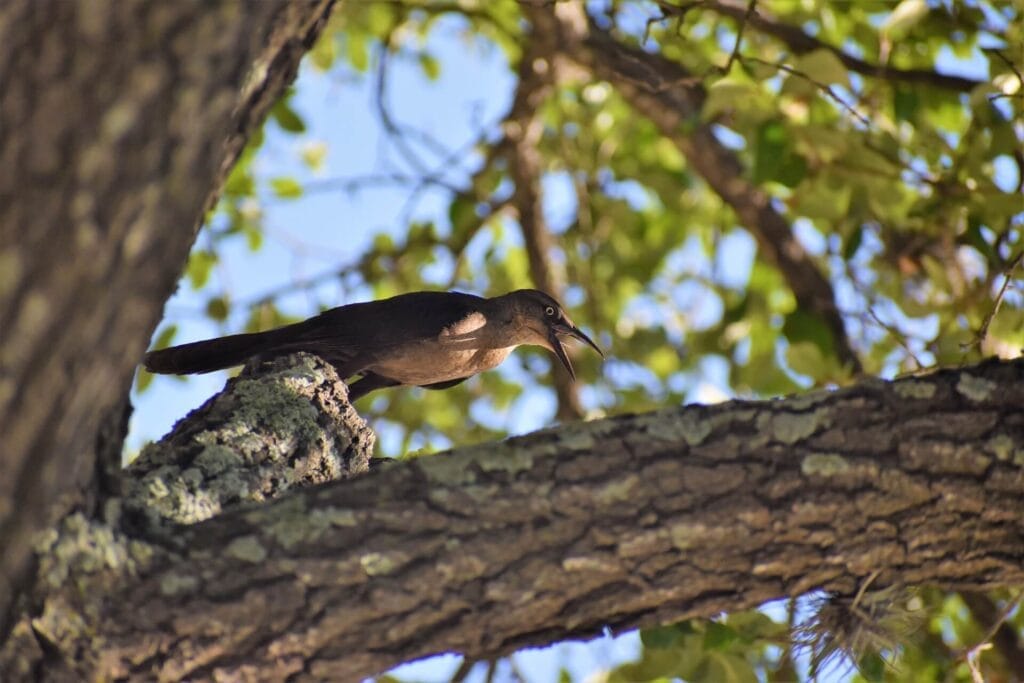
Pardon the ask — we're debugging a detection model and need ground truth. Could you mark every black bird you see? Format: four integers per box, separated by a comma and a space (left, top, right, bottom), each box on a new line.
144, 289, 603, 400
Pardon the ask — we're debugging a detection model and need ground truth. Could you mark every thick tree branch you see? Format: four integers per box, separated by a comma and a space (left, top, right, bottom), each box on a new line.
678, 0, 984, 92
539, 3, 861, 373
0, 0, 335, 630
13, 356, 1024, 680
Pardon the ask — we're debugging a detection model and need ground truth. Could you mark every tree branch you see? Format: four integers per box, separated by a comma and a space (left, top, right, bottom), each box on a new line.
675, 0, 984, 92
506, 18, 585, 421
12, 356, 1024, 680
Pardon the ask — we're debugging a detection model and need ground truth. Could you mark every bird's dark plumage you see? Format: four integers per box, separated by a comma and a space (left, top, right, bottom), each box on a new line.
144, 290, 602, 400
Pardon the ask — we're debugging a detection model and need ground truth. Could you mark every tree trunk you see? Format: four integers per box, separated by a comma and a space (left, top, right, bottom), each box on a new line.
5, 357, 1024, 681
0, 0, 335, 634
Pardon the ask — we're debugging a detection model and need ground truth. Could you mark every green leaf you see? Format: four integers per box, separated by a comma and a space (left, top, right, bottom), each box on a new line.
300, 141, 328, 172
792, 48, 850, 87
726, 610, 788, 641
858, 651, 886, 681
786, 341, 827, 378
270, 176, 303, 199
893, 87, 919, 123
641, 624, 685, 649
703, 622, 739, 650
881, 0, 929, 37
271, 100, 306, 134
136, 324, 178, 393
754, 121, 806, 188
783, 309, 835, 358
224, 166, 255, 197
843, 225, 864, 260
135, 368, 154, 393
692, 651, 758, 683
309, 34, 337, 71
243, 223, 263, 251
703, 77, 772, 121
346, 33, 369, 72
448, 196, 476, 236
186, 251, 217, 290
205, 296, 229, 322
418, 52, 441, 81
152, 324, 178, 351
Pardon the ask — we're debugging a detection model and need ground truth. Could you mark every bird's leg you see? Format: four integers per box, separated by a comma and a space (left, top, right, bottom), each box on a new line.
347, 372, 402, 401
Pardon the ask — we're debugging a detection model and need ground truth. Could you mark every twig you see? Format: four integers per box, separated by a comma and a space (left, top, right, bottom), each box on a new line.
987, 48, 1024, 95
670, 0, 984, 92
964, 250, 1024, 351
850, 569, 881, 615
743, 55, 872, 128
964, 592, 1023, 683
374, 40, 451, 177
721, 0, 757, 74
448, 656, 477, 683
484, 658, 499, 683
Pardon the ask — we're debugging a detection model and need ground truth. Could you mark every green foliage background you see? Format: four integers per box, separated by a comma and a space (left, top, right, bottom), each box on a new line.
140, 0, 1023, 680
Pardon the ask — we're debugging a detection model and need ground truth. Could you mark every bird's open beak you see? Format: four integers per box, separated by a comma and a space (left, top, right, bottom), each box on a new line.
549, 322, 603, 381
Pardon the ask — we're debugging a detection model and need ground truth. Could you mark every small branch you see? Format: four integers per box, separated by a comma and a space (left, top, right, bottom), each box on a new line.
670, 0, 985, 92
374, 40, 450, 177
720, 0, 756, 74
742, 56, 872, 128
964, 250, 1023, 352
448, 657, 477, 683
962, 592, 1024, 683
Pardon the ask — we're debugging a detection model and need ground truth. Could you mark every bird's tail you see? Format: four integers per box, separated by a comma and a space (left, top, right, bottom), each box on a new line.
144, 330, 282, 375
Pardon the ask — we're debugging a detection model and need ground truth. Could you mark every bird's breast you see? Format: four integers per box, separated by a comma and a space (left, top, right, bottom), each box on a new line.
367, 342, 515, 385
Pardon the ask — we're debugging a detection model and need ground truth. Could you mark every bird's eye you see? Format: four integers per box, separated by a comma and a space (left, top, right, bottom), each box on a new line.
545, 306, 556, 317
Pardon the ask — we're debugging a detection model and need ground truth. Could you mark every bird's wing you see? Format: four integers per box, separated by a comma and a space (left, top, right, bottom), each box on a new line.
271, 291, 487, 375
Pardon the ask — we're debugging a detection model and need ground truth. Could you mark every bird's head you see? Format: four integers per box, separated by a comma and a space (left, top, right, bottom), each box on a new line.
500, 289, 603, 380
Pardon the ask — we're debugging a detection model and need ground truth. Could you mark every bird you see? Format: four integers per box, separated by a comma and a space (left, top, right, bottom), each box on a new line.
144, 289, 603, 400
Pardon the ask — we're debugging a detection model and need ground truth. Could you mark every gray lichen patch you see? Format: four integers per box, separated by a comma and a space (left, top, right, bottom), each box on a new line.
595, 473, 641, 505
30, 600, 91, 652
669, 521, 720, 550
360, 551, 407, 576
227, 372, 322, 446
159, 572, 199, 596
761, 408, 830, 445
34, 513, 156, 591
122, 353, 374, 529
641, 409, 712, 447
562, 555, 623, 574
226, 535, 268, 563
894, 379, 936, 400
801, 453, 850, 477
421, 452, 479, 486
986, 434, 1024, 465
476, 444, 535, 475
956, 373, 996, 402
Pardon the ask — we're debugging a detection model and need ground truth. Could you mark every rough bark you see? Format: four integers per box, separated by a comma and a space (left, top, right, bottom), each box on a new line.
7, 357, 1024, 681
0, 0, 335, 633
